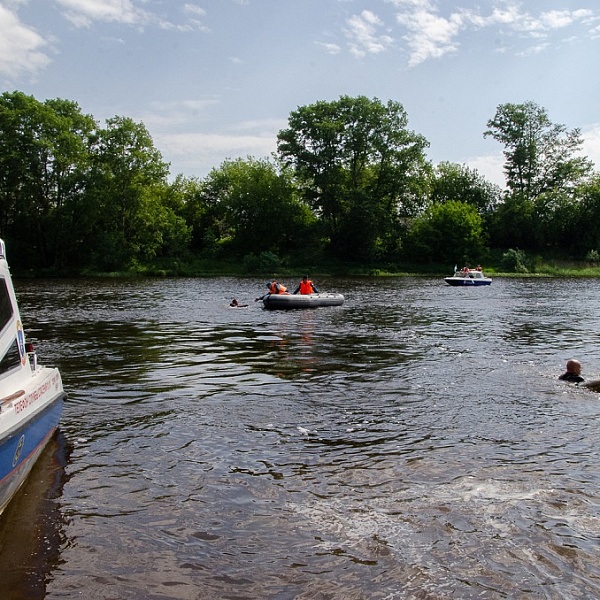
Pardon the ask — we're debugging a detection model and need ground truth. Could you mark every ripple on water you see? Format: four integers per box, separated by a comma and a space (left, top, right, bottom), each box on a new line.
5, 276, 600, 599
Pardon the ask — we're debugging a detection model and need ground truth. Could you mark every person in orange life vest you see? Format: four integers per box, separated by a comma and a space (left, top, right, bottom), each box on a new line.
255, 281, 288, 301
293, 275, 320, 295
268, 281, 288, 294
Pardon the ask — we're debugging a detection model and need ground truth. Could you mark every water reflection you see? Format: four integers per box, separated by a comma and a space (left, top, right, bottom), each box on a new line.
0, 433, 70, 600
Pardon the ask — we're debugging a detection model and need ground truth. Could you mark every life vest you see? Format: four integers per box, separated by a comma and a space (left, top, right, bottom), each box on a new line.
299, 280, 314, 294
269, 282, 287, 294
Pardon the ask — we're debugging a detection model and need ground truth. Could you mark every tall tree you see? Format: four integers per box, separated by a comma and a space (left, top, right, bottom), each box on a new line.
429, 162, 501, 214
570, 176, 600, 256
487, 193, 535, 250
197, 157, 315, 256
88, 116, 170, 268
407, 200, 488, 264
484, 101, 593, 200
277, 95, 430, 260
0, 91, 96, 269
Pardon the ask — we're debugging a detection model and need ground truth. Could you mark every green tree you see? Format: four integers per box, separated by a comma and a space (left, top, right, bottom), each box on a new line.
570, 176, 600, 256
277, 95, 430, 260
484, 101, 593, 200
531, 190, 580, 251
407, 200, 488, 263
174, 175, 219, 255
88, 116, 170, 268
0, 91, 96, 269
430, 162, 501, 214
197, 157, 316, 257
488, 193, 535, 250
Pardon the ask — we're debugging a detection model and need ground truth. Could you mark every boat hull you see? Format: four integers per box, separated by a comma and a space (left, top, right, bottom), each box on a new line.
0, 386, 64, 515
263, 293, 345, 310
0, 238, 66, 515
444, 277, 492, 286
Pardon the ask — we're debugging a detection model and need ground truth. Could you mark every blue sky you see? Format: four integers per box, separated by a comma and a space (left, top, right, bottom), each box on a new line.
1, 0, 600, 187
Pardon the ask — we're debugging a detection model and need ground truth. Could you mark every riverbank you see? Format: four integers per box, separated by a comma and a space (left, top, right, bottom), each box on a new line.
90, 258, 600, 278
14, 253, 600, 279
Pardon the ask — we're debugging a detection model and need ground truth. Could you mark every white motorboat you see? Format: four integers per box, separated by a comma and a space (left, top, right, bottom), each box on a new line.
0, 239, 66, 514
444, 268, 492, 286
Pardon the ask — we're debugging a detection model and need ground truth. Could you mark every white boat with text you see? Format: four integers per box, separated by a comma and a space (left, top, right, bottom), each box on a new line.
0, 239, 66, 514
444, 268, 492, 286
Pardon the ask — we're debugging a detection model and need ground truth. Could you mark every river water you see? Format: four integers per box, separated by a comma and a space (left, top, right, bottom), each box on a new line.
2, 275, 600, 599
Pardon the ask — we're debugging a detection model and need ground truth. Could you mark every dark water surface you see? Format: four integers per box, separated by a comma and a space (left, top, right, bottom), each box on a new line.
3, 276, 600, 599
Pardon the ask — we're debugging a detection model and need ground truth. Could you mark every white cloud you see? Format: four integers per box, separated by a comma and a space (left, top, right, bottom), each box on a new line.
516, 42, 550, 56
386, 2, 599, 67
395, 7, 463, 66
316, 41, 342, 55
461, 4, 522, 28
344, 10, 393, 58
518, 9, 593, 34
141, 107, 286, 176
464, 153, 506, 188
180, 3, 210, 33
157, 131, 278, 176
55, 0, 210, 32
136, 99, 221, 129
582, 123, 600, 171
234, 118, 288, 132
0, 5, 52, 79
183, 4, 206, 18
56, 0, 152, 28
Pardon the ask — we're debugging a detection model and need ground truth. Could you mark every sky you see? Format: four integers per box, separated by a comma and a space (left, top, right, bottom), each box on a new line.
1, 0, 600, 188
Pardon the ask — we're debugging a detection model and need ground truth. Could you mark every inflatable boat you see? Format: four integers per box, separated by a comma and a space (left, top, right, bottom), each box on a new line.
262, 293, 345, 310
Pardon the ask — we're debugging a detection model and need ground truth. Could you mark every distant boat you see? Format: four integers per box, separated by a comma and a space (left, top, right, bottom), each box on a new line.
444, 268, 492, 286
262, 293, 345, 310
0, 239, 66, 514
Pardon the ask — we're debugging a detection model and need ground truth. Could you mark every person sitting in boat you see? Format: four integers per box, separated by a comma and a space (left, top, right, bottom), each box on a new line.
461, 266, 469, 277
559, 359, 584, 383
293, 275, 320, 295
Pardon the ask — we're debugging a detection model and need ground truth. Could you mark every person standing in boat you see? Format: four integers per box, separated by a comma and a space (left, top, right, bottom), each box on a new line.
293, 275, 320, 295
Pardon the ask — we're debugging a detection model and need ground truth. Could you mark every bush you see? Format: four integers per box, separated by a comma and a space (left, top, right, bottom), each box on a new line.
585, 249, 600, 263
501, 248, 529, 273
242, 251, 281, 273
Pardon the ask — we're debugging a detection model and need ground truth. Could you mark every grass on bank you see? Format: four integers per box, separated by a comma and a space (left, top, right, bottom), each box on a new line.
17, 247, 600, 278
78, 255, 600, 279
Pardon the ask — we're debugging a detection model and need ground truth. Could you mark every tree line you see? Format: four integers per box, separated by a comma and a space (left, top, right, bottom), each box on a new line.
0, 91, 598, 274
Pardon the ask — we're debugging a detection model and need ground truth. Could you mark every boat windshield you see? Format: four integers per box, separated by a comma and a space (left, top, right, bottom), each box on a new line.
455, 270, 485, 278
